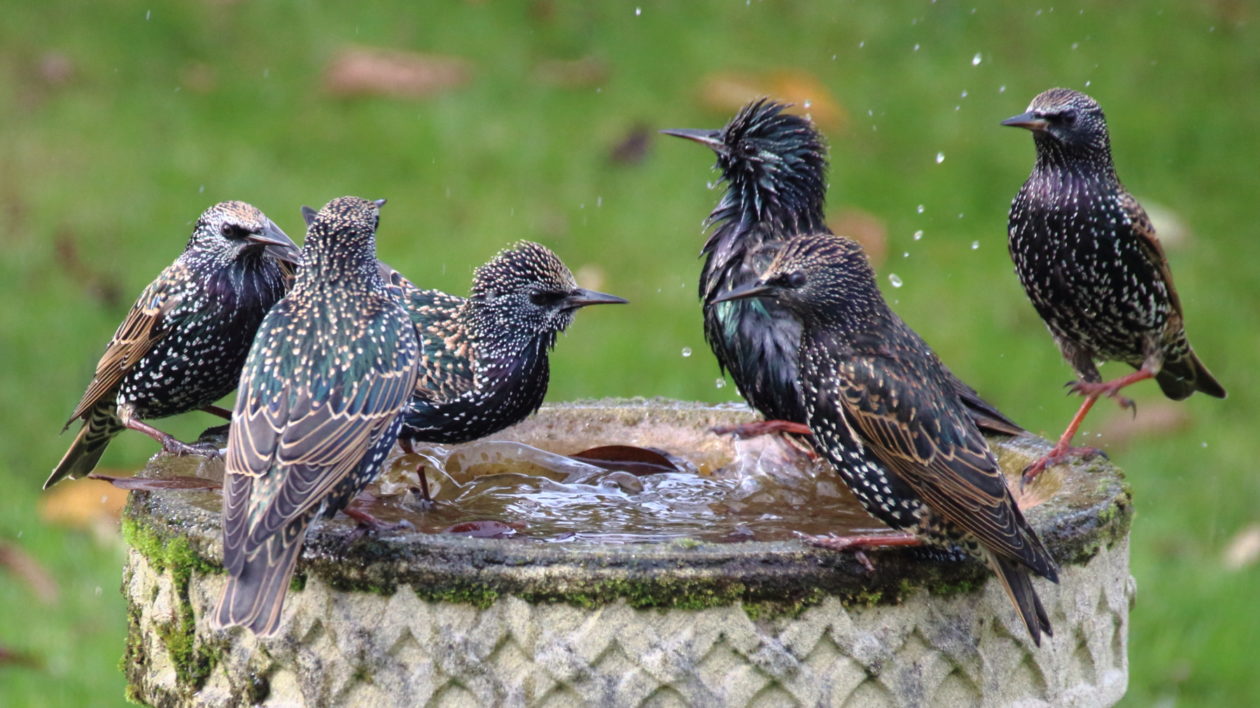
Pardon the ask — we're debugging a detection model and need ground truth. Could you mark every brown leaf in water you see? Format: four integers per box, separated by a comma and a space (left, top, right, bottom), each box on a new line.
38, 477, 129, 531
699, 70, 846, 131
443, 520, 520, 538
570, 445, 684, 476
0, 542, 59, 604
87, 473, 222, 491
324, 47, 472, 99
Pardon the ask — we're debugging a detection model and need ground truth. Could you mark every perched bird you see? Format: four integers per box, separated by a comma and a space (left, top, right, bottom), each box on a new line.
48, 202, 300, 489
715, 235, 1059, 645
663, 98, 1022, 439
1004, 88, 1225, 484
214, 197, 418, 636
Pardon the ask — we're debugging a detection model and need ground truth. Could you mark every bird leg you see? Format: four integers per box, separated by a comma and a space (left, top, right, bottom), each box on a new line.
342, 503, 414, 537
1021, 392, 1111, 488
201, 404, 233, 420
123, 417, 221, 458
710, 419, 813, 439
1068, 368, 1154, 412
399, 439, 435, 507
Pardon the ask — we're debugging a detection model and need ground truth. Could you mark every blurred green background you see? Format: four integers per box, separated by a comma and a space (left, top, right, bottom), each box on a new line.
2, 1, 1257, 704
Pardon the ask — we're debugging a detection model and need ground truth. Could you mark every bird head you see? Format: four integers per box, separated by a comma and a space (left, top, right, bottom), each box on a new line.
470, 241, 626, 346
190, 201, 301, 267
1002, 88, 1111, 161
712, 234, 881, 322
662, 98, 828, 228
298, 196, 386, 279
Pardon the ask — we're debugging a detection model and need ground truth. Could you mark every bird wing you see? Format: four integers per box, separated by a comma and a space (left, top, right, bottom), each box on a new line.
223, 298, 417, 561
833, 342, 1038, 563
1118, 191, 1184, 316
66, 262, 189, 424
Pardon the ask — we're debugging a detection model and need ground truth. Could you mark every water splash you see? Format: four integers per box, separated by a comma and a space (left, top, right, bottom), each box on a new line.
935, 152, 945, 164
913, 230, 924, 241
681, 347, 693, 358
888, 273, 904, 288
971, 52, 983, 66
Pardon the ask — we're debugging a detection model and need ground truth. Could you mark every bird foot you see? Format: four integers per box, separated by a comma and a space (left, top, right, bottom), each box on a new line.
161, 438, 222, 459
793, 531, 920, 571
407, 485, 438, 511
711, 420, 813, 439
1021, 444, 1104, 489
342, 505, 414, 541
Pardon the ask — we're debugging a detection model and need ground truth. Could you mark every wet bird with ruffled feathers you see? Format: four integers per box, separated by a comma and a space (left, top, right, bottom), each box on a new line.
663, 98, 1023, 440
1003, 88, 1225, 485
214, 196, 418, 636
48, 201, 300, 489
716, 234, 1059, 645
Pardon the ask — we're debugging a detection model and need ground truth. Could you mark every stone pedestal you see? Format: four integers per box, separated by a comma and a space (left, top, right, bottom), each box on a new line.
121, 399, 1133, 707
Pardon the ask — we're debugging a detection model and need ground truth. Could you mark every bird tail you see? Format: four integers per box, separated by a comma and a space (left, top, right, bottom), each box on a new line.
212, 517, 310, 637
1156, 348, 1226, 401
986, 551, 1054, 646
946, 371, 1025, 436
47, 404, 123, 489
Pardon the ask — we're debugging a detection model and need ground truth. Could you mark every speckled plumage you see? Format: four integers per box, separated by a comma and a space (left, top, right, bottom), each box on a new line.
716, 235, 1058, 645
1004, 89, 1225, 480
385, 241, 626, 445
48, 201, 299, 488
1005, 88, 1224, 399
214, 197, 418, 636
665, 99, 1022, 436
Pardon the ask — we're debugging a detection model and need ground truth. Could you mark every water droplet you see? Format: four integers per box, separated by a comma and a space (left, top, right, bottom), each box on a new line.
1071, 42, 1080, 50
913, 43, 921, 52
634, 7, 641, 16
198, 184, 205, 194
145, 9, 152, 20
935, 152, 945, 164
957, 212, 965, 219
596, 196, 603, 208
960, 89, 969, 98
94, 586, 103, 597
999, 84, 1007, 93
858, 40, 865, 48
913, 230, 924, 241
1084, 80, 1092, 87
715, 378, 727, 389
1201, 441, 1208, 448
972, 52, 982, 66
916, 204, 925, 214
902, 251, 910, 258
888, 273, 904, 288
970, 241, 980, 250
803, 99, 812, 109
681, 347, 693, 358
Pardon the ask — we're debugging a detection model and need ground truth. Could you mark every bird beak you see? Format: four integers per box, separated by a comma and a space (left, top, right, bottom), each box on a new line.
249, 221, 303, 266
373, 198, 388, 208
563, 289, 629, 309
659, 128, 725, 152
1001, 111, 1049, 132
300, 205, 318, 227
711, 283, 774, 304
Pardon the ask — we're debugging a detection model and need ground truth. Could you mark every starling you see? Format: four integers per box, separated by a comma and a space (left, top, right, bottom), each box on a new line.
48, 202, 300, 489
715, 234, 1059, 645
214, 196, 418, 636
1004, 88, 1226, 484
663, 98, 1022, 439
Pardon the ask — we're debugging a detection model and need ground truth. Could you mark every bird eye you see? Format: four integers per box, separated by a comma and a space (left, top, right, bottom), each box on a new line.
220, 223, 247, 239
786, 271, 807, 288
530, 291, 566, 307
740, 141, 758, 156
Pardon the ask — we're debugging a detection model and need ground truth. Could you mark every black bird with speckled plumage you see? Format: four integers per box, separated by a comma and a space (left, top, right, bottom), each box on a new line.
1004, 88, 1225, 481
716, 235, 1058, 645
48, 201, 300, 489
384, 241, 626, 445
214, 197, 418, 636
664, 98, 1023, 438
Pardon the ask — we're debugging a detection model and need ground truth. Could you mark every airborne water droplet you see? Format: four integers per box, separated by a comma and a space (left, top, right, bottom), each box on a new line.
970, 241, 980, 250
935, 152, 945, 164
916, 204, 925, 214
888, 273, 903, 288
715, 378, 727, 389
681, 347, 693, 358
634, 7, 641, 16
972, 52, 983, 66
913, 230, 924, 241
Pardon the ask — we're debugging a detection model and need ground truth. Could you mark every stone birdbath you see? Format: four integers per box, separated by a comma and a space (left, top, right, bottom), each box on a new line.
120, 398, 1132, 707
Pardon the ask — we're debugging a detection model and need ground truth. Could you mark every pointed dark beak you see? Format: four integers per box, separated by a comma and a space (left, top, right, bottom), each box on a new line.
249, 221, 303, 265
1001, 111, 1049, 132
300, 205, 318, 227
711, 283, 774, 304
660, 128, 725, 152
373, 198, 387, 208
564, 288, 629, 309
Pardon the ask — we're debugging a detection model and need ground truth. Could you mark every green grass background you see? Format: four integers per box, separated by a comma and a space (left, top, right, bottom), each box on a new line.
2, 1, 1257, 704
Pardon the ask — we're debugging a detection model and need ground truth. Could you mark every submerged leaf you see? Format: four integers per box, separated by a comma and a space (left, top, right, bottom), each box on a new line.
570, 445, 686, 475
442, 520, 521, 538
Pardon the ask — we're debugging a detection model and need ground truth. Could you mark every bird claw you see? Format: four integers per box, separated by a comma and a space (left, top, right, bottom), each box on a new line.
1021, 445, 1104, 490
162, 438, 222, 459
793, 531, 918, 571
710, 420, 813, 439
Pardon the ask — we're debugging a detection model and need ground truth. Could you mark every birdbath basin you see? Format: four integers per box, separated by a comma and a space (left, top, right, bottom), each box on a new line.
120, 398, 1132, 707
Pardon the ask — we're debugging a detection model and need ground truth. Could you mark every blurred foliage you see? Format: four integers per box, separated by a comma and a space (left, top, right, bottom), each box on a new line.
1, 1, 1257, 704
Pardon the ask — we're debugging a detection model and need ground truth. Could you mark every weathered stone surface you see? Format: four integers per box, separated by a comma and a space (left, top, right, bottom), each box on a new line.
121, 399, 1133, 707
